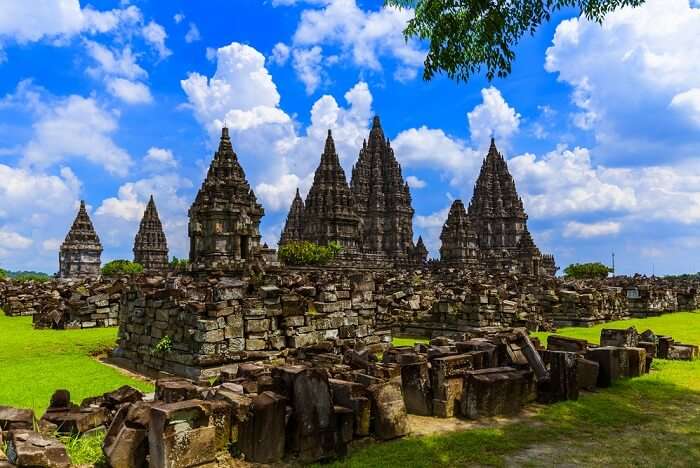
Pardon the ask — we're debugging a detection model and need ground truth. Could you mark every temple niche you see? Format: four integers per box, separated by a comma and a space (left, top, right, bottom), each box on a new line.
300, 130, 361, 251
59, 201, 103, 278
350, 116, 415, 262
133, 195, 169, 273
188, 127, 264, 271
439, 199, 479, 266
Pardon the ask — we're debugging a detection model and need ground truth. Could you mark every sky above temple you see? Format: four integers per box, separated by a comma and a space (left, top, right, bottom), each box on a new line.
0, 0, 699, 275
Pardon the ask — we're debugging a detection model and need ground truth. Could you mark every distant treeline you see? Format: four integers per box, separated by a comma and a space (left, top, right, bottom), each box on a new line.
0, 269, 52, 281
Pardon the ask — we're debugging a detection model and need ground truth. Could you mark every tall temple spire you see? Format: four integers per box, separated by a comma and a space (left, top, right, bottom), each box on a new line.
350, 114, 414, 260
133, 195, 169, 273
188, 127, 264, 271
439, 199, 478, 265
302, 129, 360, 250
279, 188, 305, 246
59, 200, 102, 278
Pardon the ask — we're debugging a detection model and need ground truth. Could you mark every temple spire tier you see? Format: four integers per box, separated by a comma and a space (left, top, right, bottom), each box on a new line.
133, 195, 169, 273
279, 188, 305, 246
59, 201, 103, 278
439, 199, 478, 265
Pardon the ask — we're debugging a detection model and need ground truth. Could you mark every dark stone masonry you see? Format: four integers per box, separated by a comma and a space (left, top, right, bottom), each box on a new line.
58, 201, 102, 279
133, 195, 169, 273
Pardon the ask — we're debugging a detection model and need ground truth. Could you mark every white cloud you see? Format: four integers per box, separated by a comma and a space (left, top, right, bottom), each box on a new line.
143, 147, 177, 170
270, 42, 291, 66
467, 87, 521, 147
84, 40, 146, 80
563, 221, 621, 238
670, 88, 700, 128
545, 0, 700, 162
22, 95, 132, 176
185, 22, 201, 43
42, 238, 62, 251
414, 205, 451, 256
142, 20, 171, 59
406, 175, 426, 189
292, 46, 324, 94
289, 0, 425, 86
106, 78, 153, 104
173, 13, 185, 24
256, 173, 303, 212
0, 230, 33, 249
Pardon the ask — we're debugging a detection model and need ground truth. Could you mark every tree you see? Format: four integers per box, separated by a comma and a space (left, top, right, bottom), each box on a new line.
101, 260, 144, 276
386, 0, 646, 82
563, 262, 613, 279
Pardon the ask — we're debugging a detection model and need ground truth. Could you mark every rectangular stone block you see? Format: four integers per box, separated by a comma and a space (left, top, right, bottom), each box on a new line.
585, 346, 628, 387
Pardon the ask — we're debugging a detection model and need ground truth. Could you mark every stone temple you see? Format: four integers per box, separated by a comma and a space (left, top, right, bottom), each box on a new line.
59, 200, 102, 278
133, 195, 169, 273
437, 138, 556, 275
280, 117, 427, 267
188, 127, 265, 271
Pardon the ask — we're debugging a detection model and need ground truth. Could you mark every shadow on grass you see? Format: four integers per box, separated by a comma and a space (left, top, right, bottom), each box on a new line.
325, 364, 700, 468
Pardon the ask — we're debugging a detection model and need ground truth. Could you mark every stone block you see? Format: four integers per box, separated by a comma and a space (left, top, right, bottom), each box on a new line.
0, 406, 35, 431
239, 392, 286, 464
625, 347, 647, 377
401, 361, 433, 416
368, 381, 409, 440
460, 367, 527, 419
547, 335, 589, 353
585, 346, 628, 387
600, 327, 639, 347
537, 350, 578, 403
575, 357, 599, 391
148, 400, 216, 468
245, 319, 270, 333
6, 430, 70, 468
155, 378, 199, 403
41, 407, 108, 434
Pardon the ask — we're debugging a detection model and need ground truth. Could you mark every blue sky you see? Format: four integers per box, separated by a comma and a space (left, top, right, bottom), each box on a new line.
1, 0, 700, 275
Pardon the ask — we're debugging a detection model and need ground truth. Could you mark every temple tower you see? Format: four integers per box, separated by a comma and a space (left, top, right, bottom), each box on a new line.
133, 195, 169, 273
302, 130, 361, 250
467, 138, 528, 254
279, 188, 304, 247
439, 199, 478, 265
59, 201, 102, 278
350, 116, 414, 259
188, 127, 264, 271
410, 235, 429, 265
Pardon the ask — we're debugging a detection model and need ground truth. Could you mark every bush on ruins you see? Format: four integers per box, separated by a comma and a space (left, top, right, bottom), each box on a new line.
278, 241, 343, 266
101, 260, 144, 277
564, 262, 613, 279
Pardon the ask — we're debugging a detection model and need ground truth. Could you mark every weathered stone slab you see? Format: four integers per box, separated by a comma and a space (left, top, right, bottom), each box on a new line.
368, 381, 409, 440
239, 391, 287, 463
6, 430, 70, 468
585, 346, 628, 387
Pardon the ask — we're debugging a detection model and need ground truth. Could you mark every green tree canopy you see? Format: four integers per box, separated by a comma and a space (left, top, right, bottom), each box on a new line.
101, 260, 144, 276
386, 0, 645, 82
564, 262, 613, 279
278, 241, 343, 266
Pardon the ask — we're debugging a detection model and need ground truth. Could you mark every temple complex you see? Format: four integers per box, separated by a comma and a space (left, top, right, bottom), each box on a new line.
188, 127, 264, 271
133, 195, 169, 273
59, 201, 102, 278
439, 199, 479, 265
350, 116, 415, 262
299, 130, 361, 251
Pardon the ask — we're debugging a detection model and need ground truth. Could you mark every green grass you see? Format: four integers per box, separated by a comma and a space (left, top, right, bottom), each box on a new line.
343, 312, 700, 467
60, 432, 107, 466
0, 312, 153, 415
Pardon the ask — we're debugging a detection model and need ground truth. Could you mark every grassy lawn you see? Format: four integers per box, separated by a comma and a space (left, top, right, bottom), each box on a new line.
330, 312, 700, 467
0, 311, 153, 415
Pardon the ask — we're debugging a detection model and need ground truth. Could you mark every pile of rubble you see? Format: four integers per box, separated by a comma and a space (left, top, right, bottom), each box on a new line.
2, 324, 696, 467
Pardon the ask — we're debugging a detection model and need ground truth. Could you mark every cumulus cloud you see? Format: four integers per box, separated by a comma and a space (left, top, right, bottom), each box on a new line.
406, 175, 426, 189
142, 20, 171, 59
143, 147, 177, 169
84, 40, 146, 80
185, 22, 201, 43
467, 87, 521, 147
106, 78, 153, 104
563, 221, 621, 238
270, 42, 291, 66
21, 94, 132, 176
545, 0, 700, 163
292, 46, 324, 94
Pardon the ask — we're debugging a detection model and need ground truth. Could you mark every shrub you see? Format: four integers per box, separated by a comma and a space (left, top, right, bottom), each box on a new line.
12, 271, 50, 282
564, 262, 613, 279
0, 268, 6, 279
151, 335, 173, 354
101, 260, 144, 276
278, 241, 343, 266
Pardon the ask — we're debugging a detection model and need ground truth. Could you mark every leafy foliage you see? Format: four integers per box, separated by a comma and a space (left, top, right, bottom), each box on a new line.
151, 335, 173, 354
278, 241, 343, 266
169, 256, 189, 269
563, 262, 613, 279
101, 260, 144, 276
386, 0, 646, 82
11, 271, 51, 282
0, 268, 6, 279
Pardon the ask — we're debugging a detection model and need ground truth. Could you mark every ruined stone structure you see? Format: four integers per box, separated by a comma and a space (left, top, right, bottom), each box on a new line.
439, 200, 479, 265
350, 116, 415, 262
278, 188, 304, 247
188, 127, 264, 271
59, 201, 102, 279
133, 195, 169, 273
300, 130, 361, 251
